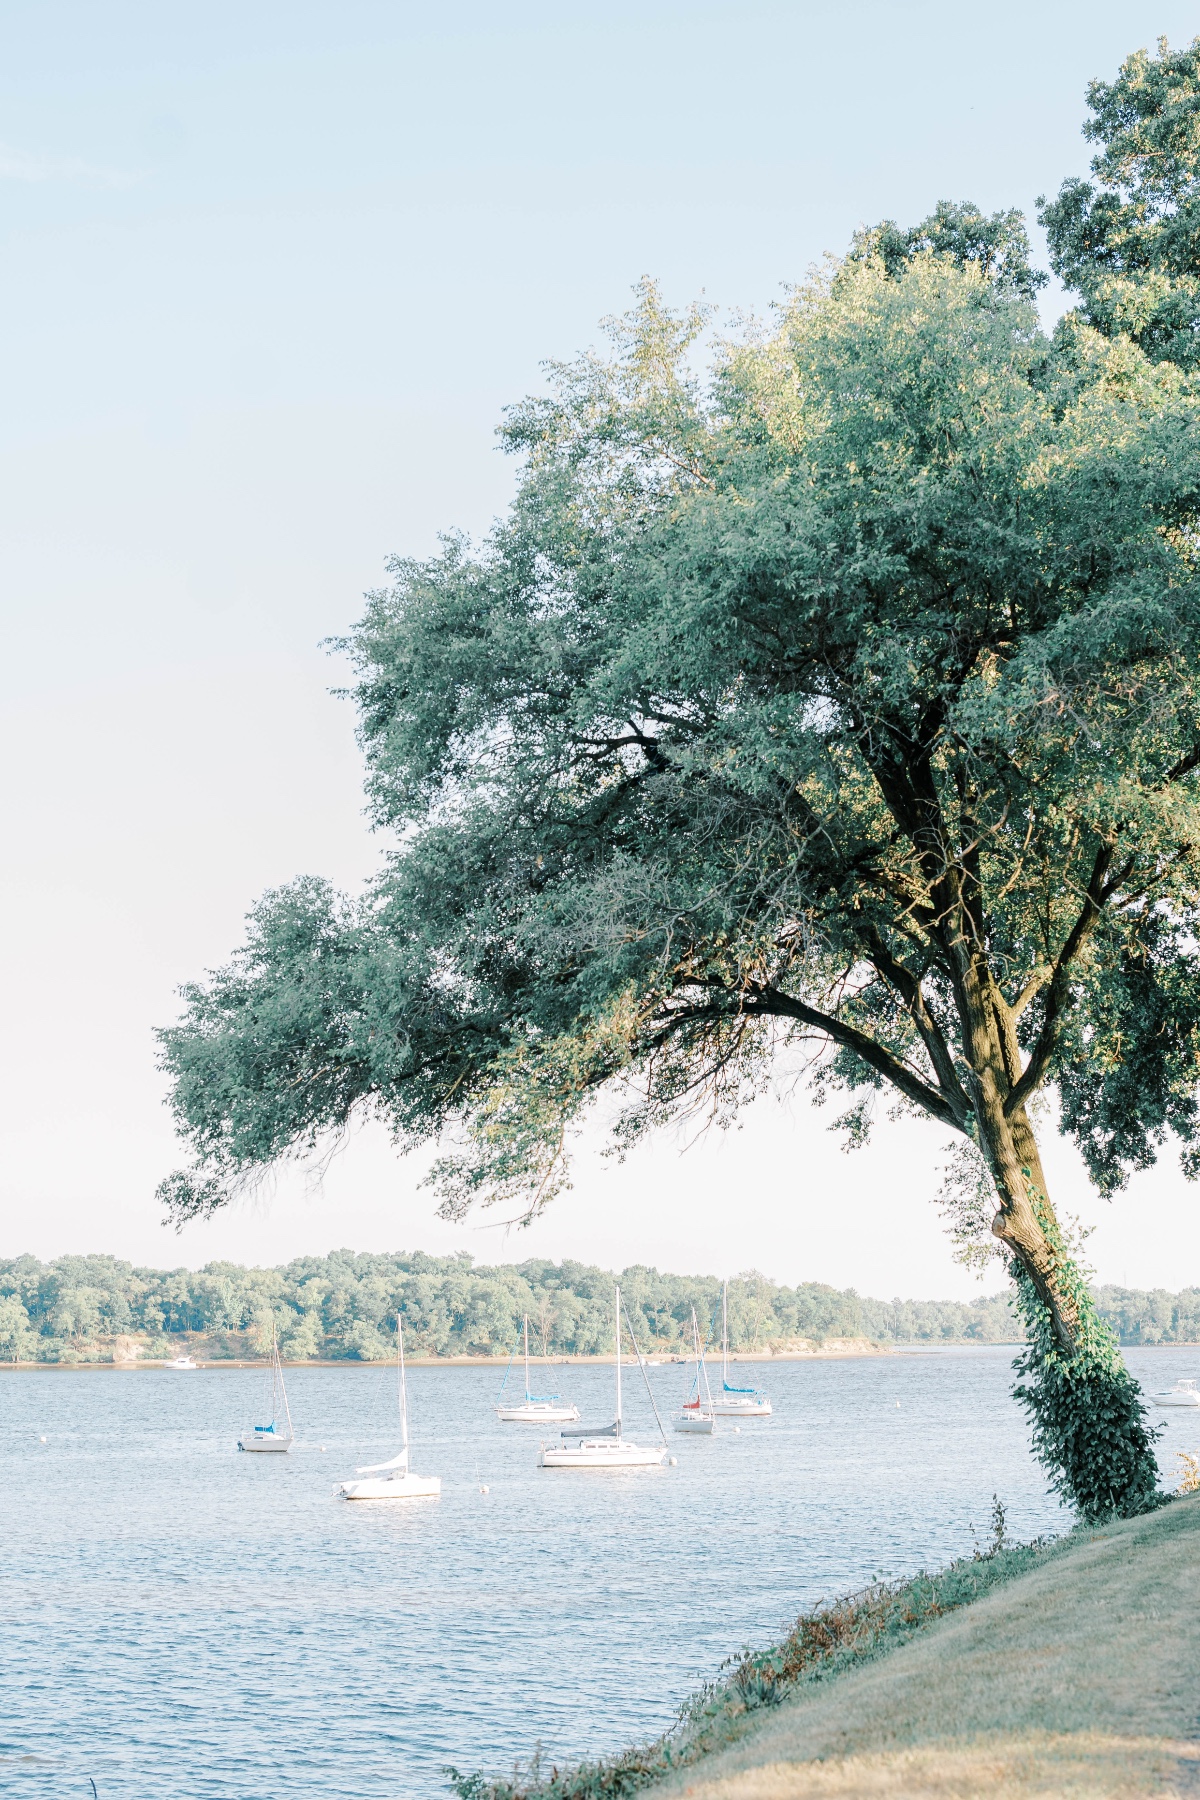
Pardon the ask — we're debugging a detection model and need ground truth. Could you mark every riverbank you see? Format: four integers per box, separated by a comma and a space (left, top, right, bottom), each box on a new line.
0, 1338, 893, 1369
463, 1496, 1200, 1800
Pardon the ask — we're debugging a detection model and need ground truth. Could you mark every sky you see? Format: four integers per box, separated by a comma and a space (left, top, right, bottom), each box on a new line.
2, 0, 1199, 1298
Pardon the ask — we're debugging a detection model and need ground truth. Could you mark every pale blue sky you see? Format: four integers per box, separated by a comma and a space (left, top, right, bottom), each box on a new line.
3, 2, 1199, 1292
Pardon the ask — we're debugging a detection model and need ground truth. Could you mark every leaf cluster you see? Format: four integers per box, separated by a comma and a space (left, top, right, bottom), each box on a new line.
1042, 36, 1200, 368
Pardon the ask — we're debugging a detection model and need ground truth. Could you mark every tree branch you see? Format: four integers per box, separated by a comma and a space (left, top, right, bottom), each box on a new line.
741, 986, 967, 1130
1004, 842, 1114, 1116
1162, 742, 1200, 786
864, 928, 973, 1127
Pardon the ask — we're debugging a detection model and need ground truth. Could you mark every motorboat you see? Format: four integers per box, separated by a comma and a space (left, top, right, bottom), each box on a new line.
538, 1286, 666, 1470
674, 1307, 715, 1434
496, 1316, 580, 1423
238, 1326, 295, 1452
711, 1279, 772, 1417
339, 1314, 441, 1501
166, 1355, 199, 1370
1152, 1379, 1200, 1410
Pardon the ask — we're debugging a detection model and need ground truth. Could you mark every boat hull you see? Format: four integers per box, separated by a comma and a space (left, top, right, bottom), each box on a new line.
538, 1438, 665, 1469
238, 1430, 294, 1452
339, 1473, 442, 1500
673, 1412, 714, 1433
497, 1403, 581, 1423
711, 1397, 772, 1417
1153, 1393, 1200, 1409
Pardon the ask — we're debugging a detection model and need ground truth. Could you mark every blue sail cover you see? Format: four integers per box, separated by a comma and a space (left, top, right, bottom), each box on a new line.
723, 1383, 759, 1394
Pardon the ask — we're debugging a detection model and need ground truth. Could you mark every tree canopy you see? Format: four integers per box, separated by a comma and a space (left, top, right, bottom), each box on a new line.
161, 255, 1200, 1229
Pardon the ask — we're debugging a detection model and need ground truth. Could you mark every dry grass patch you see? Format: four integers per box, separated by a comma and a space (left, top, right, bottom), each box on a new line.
678, 1734, 1200, 1800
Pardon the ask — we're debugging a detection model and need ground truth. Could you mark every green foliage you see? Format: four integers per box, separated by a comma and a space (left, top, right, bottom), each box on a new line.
1041, 36, 1200, 368
857, 198, 1047, 299
446, 1529, 1066, 1800
159, 252, 1200, 1221
2, 1250, 1197, 1363
0, 1251, 1028, 1361
1011, 1215, 1162, 1522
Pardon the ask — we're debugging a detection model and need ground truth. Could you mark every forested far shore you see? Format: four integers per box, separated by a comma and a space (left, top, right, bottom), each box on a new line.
0, 1251, 1196, 1364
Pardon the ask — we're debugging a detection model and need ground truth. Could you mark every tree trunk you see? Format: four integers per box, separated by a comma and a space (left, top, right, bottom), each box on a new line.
982, 1100, 1082, 1353
973, 1086, 1160, 1523
954, 960, 1084, 1351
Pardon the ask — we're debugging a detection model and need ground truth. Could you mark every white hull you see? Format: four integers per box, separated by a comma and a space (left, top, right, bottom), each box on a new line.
1153, 1391, 1200, 1409
497, 1402, 581, 1423
539, 1437, 664, 1469
340, 1472, 441, 1500
674, 1411, 714, 1433
167, 1357, 199, 1370
238, 1430, 294, 1452
712, 1395, 772, 1417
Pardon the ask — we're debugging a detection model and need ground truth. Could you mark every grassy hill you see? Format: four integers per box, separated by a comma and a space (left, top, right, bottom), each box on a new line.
654, 1498, 1200, 1800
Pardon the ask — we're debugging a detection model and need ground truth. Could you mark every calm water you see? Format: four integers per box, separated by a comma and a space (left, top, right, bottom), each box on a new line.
1, 1346, 1197, 1800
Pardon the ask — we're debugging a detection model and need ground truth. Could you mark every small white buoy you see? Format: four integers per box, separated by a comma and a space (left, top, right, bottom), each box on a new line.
668, 1456, 678, 1466
895, 1400, 901, 1408
39, 1436, 47, 1444
733, 1426, 741, 1434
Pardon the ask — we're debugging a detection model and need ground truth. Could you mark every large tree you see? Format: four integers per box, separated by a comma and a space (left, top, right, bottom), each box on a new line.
160, 188, 1200, 1522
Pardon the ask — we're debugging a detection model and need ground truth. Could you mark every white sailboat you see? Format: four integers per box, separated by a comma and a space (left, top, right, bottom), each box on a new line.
167, 1355, 199, 1370
338, 1314, 441, 1501
538, 1286, 666, 1469
674, 1307, 716, 1433
496, 1316, 580, 1423
238, 1325, 294, 1452
711, 1279, 772, 1417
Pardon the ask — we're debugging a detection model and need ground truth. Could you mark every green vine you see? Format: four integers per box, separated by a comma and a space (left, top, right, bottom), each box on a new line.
1010, 1185, 1162, 1523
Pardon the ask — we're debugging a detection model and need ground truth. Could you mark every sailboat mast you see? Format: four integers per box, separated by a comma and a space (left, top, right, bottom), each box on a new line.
274, 1322, 294, 1437
524, 1314, 530, 1401
723, 1279, 729, 1387
614, 1284, 622, 1434
397, 1313, 410, 1463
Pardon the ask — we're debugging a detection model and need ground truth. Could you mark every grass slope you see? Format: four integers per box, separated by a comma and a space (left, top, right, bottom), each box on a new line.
657, 1497, 1200, 1800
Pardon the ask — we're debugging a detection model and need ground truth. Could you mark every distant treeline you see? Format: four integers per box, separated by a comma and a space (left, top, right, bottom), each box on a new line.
0, 1251, 1195, 1363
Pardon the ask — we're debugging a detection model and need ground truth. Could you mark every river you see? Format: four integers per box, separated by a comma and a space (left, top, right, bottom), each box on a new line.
2, 1345, 1196, 1798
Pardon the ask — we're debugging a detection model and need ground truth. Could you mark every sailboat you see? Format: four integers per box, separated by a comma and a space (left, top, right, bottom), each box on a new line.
538, 1286, 666, 1469
338, 1314, 441, 1501
674, 1307, 716, 1433
237, 1325, 294, 1452
710, 1279, 772, 1417
496, 1316, 580, 1423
